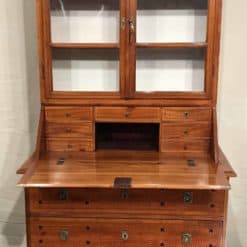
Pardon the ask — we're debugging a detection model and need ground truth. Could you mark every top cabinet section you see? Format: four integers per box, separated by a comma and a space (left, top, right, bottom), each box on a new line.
50, 0, 120, 43
137, 0, 208, 43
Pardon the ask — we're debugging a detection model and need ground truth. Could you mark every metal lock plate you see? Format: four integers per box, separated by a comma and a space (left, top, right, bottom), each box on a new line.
183, 192, 193, 204
58, 189, 69, 201
59, 230, 69, 241
121, 231, 129, 241
182, 233, 192, 245
114, 177, 132, 189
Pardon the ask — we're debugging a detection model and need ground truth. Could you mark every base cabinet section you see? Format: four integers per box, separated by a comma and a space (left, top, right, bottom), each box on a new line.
29, 218, 223, 247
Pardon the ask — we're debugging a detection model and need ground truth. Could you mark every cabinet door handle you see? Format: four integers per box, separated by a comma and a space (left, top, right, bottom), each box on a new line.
129, 17, 135, 43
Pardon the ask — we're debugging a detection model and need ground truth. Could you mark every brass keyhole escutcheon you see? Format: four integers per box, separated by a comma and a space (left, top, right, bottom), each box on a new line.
121, 231, 129, 241
182, 233, 192, 245
183, 192, 193, 204
59, 230, 69, 241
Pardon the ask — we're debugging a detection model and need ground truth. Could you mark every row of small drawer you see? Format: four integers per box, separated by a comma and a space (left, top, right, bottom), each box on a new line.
30, 217, 223, 247
27, 188, 225, 219
45, 107, 94, 152
44, 106, 212, 153
45, 106, 212, 123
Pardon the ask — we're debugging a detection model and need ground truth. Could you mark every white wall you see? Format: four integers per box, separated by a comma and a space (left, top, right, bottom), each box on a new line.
218, 0, 247, 246
0, 0, 39, 246
0, 0, 246, 246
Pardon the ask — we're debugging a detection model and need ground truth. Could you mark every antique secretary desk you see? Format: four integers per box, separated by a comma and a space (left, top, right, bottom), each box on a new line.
17, 0, 237, 246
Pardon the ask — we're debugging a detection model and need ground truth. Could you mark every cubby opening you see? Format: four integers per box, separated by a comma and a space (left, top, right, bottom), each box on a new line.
96, 123, 160, 151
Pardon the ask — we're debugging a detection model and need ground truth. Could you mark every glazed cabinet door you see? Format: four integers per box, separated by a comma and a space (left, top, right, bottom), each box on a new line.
42, 0, 126, 98
128, 0, 217, 99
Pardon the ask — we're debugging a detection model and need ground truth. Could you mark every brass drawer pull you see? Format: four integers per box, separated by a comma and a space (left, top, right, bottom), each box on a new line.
57, 158, 65, 165
59, 230, 69, 241
58, 189, 69, 201
182, 232, 192, 245
121, 231, 129, 241
183, 192, 193, 204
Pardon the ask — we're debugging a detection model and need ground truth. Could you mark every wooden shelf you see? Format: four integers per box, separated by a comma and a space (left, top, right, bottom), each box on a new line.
50, 43, 120, 49
136, 42, 208, 49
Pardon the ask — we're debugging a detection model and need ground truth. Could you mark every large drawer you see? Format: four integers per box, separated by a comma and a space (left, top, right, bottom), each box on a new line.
95, 107, 161, 123
30, 217, 223, 247
162, 107, 211, 122
28, 188, 225, 219
45, 107, 93, 122
46, 122, 93, 139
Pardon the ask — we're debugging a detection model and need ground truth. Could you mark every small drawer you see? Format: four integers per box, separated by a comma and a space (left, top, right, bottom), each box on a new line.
45, 107, 93, 122
162, 107, 211, 122
46, 139, 93, 152
46, 122, 93, 139
30, 217, 223, 247
28, 188, 225, 219
161, 123, 212, 139
95, 107, 161, 123
161, 140, 210, 153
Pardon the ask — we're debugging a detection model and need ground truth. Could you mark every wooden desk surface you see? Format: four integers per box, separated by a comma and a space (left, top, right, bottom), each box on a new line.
18, 151, 230, 190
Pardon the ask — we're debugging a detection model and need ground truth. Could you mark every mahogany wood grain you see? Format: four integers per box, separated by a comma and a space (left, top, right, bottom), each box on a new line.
45, 122, 93, 139
162, 107, 212, 122
161, 123, 211, 140
46, 139, 93, 152
95, 107, 161, 123
161, 140, 210, 153
50, 43, 120, 49
45, 107, 93, 122
27, 188, 226, 220
29, 217, 223, 247
18, 151, 230, 190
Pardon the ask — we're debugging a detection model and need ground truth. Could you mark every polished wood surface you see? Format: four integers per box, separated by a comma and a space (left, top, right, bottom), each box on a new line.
27, 188, 226, 220
17, 1, 236, 246
18, 151, 229, 190
29, 217, 223, 247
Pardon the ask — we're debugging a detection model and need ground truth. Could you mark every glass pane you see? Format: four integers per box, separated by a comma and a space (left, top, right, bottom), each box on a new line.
136, 48, 205, 92
137, 0, 208, 43
52, 49, 119, 92
50, 0, 119, 43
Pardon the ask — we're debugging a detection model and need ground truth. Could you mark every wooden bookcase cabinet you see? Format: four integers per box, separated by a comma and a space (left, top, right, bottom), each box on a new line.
17, 0, 236, 247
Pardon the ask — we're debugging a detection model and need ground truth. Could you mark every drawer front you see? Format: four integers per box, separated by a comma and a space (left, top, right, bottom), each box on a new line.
45, 107, 93, 122
46, 122, 93, 139
161, 140, 210, 153
161, 123, 211, 139
30, 217, 223, 247
95, 107, 161, 122
162, 108, 211, 122
46, 139, 93, 152
28, 188, 225, 219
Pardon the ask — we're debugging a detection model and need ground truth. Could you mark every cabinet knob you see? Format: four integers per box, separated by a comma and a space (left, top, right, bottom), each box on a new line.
121, 231, 129, 241
65, 113, 71, 118
182, 233, 192, 245
59, 230, 69, 241
65, 128, 72, 133
184, 112, 190, 118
